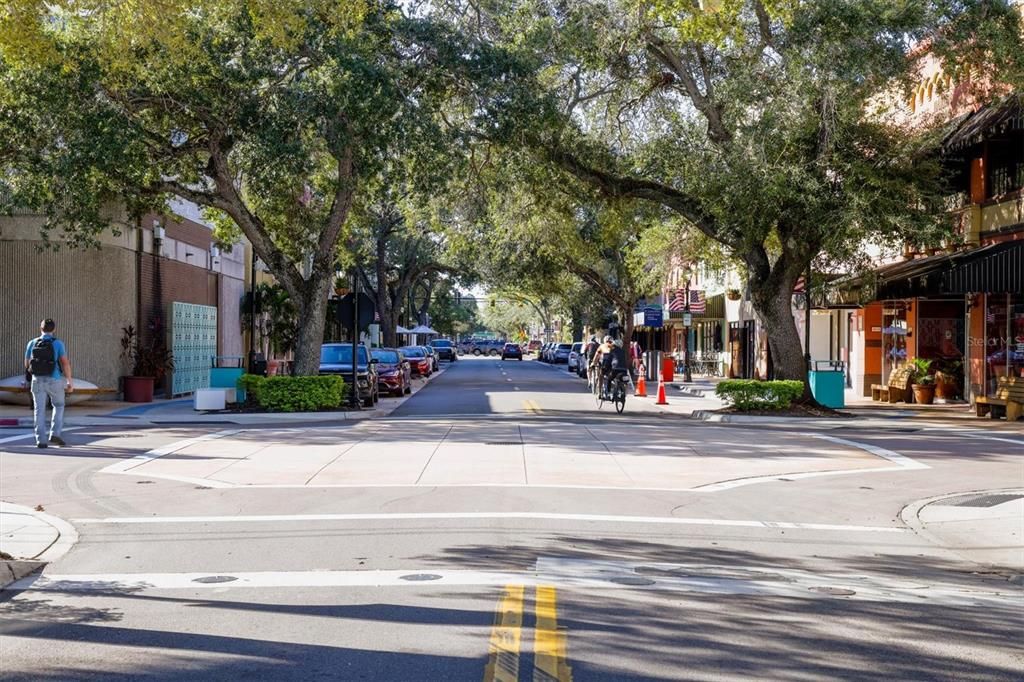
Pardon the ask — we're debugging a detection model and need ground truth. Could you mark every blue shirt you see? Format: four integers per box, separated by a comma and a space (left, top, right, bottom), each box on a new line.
25, 334, 66, 379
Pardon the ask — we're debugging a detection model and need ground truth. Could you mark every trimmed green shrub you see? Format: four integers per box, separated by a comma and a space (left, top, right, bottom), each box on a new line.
237, 374, 266, 405
714, 380, 804, 411
238, 375, 347, 412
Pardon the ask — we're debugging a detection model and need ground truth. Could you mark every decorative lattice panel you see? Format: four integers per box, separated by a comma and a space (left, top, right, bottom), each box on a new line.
169, 302, 218, 396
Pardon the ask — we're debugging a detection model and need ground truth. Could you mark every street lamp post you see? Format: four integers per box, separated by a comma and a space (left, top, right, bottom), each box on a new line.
683, 272, 693, 384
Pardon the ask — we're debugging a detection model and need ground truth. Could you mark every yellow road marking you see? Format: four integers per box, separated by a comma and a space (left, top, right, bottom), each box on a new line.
522, 399, 542, 414
483, 585, 525, 682
534, 585, 573, 682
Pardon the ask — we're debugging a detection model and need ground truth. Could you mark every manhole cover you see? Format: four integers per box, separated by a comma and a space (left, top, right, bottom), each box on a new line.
939, 493, 1023, 508
809, 586, 856, 596
484, 442, 522, 446
192, 575, 237, 584
399, 573, 443, 582
608, 576, 656, 586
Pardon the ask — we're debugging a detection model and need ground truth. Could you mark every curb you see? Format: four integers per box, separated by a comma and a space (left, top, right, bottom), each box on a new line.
3, 365, 451, 429
899, 488, 1024, 550
0, 502, 79, 591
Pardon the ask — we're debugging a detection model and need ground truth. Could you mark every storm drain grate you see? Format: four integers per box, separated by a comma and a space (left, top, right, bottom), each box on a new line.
937, 493, 1023, 508
193, 575, 238, 584
608, 576, 656, 586
400, 574, 443, 582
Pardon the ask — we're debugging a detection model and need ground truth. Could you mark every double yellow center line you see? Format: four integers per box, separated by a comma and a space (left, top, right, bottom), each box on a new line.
484, 584, 572, 682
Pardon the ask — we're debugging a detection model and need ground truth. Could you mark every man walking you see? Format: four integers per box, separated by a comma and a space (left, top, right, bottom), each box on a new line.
24, 318, 73, 448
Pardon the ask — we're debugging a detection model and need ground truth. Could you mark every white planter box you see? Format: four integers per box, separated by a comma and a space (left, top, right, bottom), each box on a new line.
194, 388, 226, 411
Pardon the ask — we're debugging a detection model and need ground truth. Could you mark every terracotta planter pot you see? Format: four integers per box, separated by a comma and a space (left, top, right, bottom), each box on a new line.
912, 383, 936, 405
935, 379, 959, 400
726, 291, 741, 301
123, 376, 155, 403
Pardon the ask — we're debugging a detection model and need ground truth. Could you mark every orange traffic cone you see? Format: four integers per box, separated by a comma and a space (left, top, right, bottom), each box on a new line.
635, 370, 647, 397
655, 377, 669, 405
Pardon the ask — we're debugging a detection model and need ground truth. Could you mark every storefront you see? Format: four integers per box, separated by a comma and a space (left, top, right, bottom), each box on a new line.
843, 238, 1023, 401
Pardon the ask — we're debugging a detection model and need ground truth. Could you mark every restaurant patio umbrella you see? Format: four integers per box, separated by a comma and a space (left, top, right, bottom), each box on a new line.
409, 325, 439, 335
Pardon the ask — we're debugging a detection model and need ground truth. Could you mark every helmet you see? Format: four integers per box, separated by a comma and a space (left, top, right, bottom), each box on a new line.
613, 338, 623, 347
602, 335, 612, 344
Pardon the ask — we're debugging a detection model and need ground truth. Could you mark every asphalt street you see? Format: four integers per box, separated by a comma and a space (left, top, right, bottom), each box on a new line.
0, 356, 1021, 680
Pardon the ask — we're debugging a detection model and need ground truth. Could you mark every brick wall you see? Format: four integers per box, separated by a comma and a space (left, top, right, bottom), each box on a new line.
138, 253, 220, 351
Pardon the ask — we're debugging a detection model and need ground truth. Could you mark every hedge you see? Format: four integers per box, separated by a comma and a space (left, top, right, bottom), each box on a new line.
236, 374, 347, 412
714, 380, 804, 411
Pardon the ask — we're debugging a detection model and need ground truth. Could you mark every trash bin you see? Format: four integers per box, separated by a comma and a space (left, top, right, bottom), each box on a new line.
662, 356, 675, 383
808, 361, 845, 408
210, 356, 245, 404
643, 351, 662, 382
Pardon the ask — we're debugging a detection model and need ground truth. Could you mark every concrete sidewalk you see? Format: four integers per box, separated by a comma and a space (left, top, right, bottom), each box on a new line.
0, 501, 78, 588
0, 364, 447, 428
901, 490, 1024, 571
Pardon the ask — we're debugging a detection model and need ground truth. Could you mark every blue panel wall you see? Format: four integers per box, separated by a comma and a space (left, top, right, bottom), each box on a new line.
170, 302, 218, 396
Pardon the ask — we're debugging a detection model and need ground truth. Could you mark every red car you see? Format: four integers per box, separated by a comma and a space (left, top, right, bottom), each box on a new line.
400, 346, 432, 376
527, 339, 542, 353
372, 348, 412, 396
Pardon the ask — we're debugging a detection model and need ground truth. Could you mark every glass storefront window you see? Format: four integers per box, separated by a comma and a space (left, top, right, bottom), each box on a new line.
882, 301, 909, 382
985, 294, 1024, 394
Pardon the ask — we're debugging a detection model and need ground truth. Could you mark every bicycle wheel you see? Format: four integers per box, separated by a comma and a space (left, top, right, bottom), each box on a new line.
614, 379, 626, 413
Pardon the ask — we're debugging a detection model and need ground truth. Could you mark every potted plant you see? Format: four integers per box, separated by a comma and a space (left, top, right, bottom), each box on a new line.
909, 357, 936, 405
726, 288, 742, 301
120, 324, 175, 403
934, 359, 962, 401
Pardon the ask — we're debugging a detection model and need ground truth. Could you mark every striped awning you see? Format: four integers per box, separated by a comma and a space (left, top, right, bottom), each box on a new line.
941, 239, 1024, 294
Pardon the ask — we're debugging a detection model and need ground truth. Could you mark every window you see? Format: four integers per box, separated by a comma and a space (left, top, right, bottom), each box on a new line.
987, 131, 1024, 199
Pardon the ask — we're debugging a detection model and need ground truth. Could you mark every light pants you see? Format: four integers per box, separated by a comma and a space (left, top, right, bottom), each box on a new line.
31, 376, 65, 445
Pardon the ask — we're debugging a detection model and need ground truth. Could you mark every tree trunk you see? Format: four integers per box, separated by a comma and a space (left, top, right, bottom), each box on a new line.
290, 274, 334, 376
748, 271, 807, 382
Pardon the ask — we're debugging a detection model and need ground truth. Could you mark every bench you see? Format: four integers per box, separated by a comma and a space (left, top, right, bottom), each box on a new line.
975, 376, 1023, 421
871, 366, 914, 403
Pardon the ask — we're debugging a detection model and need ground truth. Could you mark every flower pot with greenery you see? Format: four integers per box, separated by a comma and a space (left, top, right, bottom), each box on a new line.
934, 359, 963, 401
909, 357, 936, 405
120, 324, 174, 403
726, 288, 742, 301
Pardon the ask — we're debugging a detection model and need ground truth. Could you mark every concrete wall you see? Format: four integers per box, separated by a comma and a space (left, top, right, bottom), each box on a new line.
0, 239, 136, 389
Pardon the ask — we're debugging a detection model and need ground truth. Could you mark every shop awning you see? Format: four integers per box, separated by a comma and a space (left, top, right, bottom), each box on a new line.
941, 239, 1024, 294
942, 93, 1023, 152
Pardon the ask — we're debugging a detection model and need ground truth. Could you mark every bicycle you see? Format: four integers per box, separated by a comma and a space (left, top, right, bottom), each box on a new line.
595, 369, 628, 414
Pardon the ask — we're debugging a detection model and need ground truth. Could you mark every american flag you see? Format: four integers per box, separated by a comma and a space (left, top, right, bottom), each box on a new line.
668, 289, 705, 313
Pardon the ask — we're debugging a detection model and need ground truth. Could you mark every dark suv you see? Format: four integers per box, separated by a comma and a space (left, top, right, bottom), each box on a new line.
319, 343, 379, 407
430, 338, 458, 362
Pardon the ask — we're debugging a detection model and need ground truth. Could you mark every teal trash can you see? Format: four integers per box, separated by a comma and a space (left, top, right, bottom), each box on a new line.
210, 356, 245, 403
808, 362, 845, 409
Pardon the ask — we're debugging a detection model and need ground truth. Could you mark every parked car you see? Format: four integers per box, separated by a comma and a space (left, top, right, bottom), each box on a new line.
399, 346, 432, 376
552, 343, 572, 364
539, 343, 551, 362
501, 342, 523, 361
568, 342, 583, 371
371, 348, 412, 397
430, 339, 458, 362
421, 345, 439, 372
527, 339, 542, 354
319, 343, 379, 407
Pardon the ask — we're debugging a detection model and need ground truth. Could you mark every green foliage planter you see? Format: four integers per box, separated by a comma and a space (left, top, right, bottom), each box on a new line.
236, 374, 348, 413
714, 380, 805, 411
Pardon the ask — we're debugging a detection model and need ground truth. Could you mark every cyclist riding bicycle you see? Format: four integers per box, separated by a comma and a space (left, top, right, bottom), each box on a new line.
592, 336, 628, 400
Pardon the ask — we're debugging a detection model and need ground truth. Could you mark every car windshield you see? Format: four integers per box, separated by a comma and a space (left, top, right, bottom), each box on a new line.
402, 347, 425, 358
432, 340, 452, 347
320, 345, 368, 365
505, 344, 519, 349
372, 350, 399, 364
558, 344, 572, 350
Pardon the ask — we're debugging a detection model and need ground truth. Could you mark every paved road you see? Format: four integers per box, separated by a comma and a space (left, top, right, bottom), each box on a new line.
1, 356, 1022, 680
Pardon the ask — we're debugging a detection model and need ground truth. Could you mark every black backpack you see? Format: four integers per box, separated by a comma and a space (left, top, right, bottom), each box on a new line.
29, 337, 56, 377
